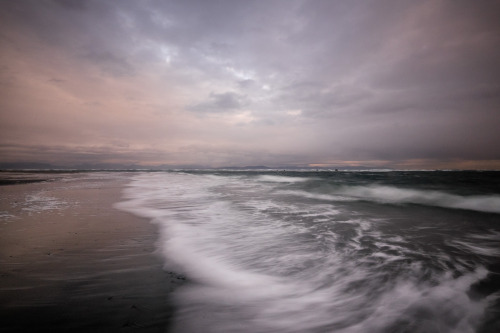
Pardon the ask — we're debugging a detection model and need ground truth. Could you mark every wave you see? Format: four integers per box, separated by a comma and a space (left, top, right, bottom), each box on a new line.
257, 175, 311, 183
278, 190, 354, 202
451, 230, 500, 257
282, 185, 500, 214
115, 172, 500, 333
342, 186, 500, 213
452, 239, 500, 257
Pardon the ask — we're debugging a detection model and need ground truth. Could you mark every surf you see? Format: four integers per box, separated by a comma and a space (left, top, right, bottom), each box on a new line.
116, 171, 500, 333
280, 184, 500, 213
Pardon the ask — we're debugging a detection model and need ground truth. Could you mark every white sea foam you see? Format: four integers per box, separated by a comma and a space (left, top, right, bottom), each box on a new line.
0, 211, 17, 220
279, 185, 500, 213
21, 192, 67, 214
340, 185, 500, 213
348, 267, 490, 333
277, 189, 354, 202
257, 175, 311, 183
116, 172, 496, 333
451, 239, 500, 257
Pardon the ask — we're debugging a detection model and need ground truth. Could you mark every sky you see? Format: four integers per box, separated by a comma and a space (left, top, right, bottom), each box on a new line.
1, 0, 500, 169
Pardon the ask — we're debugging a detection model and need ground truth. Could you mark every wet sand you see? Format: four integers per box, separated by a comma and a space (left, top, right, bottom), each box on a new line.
0, 172, 180, 332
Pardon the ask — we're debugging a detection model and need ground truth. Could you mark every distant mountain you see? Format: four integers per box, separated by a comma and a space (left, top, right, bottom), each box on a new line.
0, 162, 58, 170
0, 162, 390, 171
0, 162, 211, 171
219, 165, 272, 170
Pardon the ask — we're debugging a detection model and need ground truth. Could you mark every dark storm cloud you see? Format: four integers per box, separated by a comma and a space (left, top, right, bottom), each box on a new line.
1, 0, 500, 168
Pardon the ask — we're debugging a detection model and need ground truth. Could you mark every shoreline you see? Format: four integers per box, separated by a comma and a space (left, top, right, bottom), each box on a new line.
0, 173, 179, 332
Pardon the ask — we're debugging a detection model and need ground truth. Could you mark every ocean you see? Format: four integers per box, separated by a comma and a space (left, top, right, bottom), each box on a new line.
116, 170, 500, 333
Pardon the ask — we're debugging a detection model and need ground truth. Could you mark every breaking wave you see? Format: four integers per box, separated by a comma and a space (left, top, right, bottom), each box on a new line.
281, 185, 500, 213
116, 171, 500, 333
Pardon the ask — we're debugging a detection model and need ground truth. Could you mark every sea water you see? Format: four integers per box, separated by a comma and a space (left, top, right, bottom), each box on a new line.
116, 170, 500, 333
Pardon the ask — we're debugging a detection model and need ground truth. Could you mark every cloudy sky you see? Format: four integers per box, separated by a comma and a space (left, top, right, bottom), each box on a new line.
1, 0, 500, 169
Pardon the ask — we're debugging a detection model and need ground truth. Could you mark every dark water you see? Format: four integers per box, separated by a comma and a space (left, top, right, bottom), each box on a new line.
117, 170, 500, 333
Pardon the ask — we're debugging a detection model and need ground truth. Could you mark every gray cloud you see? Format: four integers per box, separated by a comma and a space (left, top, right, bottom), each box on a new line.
1, 0, 500, 168
83, 51, 135, 77
52, 0, 87, 11
189, 92, 249, 113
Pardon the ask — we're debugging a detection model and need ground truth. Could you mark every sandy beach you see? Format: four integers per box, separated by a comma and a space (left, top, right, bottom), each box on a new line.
0, 172, 180, 332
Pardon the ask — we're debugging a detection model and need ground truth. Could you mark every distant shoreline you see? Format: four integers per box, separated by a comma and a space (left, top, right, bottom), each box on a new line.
2, 168, 499, 173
